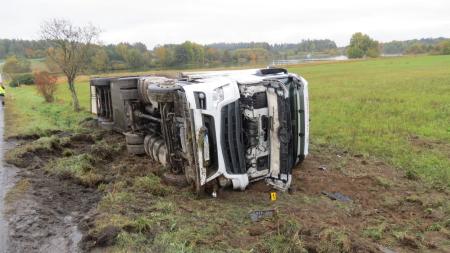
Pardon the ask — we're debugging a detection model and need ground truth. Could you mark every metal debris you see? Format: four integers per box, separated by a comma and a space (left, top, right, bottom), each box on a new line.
321, 191, 352, 202
249, 209, 276, 222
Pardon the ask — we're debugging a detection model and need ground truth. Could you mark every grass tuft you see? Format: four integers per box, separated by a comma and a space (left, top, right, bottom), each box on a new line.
45, 153, 103, 186
133, 174, 173, 197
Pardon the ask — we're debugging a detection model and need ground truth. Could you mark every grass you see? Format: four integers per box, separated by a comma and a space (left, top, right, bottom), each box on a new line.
3, 55, 450, 252
45, 153, 104, 186
288, 55, 450, 187
4, 81, 91, 137
4, 135, 61, 167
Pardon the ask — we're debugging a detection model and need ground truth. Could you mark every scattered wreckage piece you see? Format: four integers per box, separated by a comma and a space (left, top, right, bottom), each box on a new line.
321, 191, 352, 202
89, 68, 309, 193
249, 209, 276, 222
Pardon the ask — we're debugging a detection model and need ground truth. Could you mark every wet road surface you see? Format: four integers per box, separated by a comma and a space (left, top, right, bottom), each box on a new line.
0, 103, 18, 252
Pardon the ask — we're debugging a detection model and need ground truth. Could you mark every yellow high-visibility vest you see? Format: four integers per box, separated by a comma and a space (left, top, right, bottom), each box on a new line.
0, 85, 5, 95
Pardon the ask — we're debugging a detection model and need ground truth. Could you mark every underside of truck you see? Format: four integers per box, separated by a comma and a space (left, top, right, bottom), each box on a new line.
90, 68, 309, 193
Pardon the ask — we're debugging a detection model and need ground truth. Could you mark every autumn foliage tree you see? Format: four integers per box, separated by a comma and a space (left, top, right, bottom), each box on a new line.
34, 71, 58, 103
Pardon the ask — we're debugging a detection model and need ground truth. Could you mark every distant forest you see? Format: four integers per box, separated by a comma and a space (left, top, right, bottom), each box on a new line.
0, 39, 340, 72
382, 37, 449, 54
0, 37, 448, 73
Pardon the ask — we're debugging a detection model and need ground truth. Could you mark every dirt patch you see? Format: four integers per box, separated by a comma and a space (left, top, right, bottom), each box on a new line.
199, 145, 450, 252
409, 134, 450, 156
4, 128, 450, 252
5, 168, 100, 253
3, 128, 156, 252
3, 131, 103, 252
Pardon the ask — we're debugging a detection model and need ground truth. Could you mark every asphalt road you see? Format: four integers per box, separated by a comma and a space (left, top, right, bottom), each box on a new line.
0, 102, 17, 252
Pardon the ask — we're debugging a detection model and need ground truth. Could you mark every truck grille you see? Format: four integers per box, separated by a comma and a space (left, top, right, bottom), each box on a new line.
220, 101, 246, 174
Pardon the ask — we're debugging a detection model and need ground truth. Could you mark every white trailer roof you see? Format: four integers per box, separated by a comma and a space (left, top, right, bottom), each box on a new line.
181, 68, 290, 84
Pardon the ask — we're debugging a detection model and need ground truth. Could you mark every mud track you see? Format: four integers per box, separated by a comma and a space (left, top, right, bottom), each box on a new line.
2, 123, 449, 252
2, 129, 102, 253
5, 165, 100, 252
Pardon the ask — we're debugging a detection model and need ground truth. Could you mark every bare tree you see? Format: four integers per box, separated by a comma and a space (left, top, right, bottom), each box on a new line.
41, 19, 100, 111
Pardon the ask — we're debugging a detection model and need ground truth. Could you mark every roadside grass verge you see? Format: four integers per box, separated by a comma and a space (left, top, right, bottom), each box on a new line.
4, 135, 61, 167
44, 153, 103, 186
288, 55, 450, 187
4, 82, 91, 138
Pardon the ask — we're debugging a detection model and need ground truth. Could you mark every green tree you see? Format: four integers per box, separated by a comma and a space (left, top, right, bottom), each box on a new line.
2, 55, 31, 75
435, 40, 450, 55
405, 43, 427, 55
127, 48, 145, 69
91, 49, 109, 72
347, 47, 364, 58
174, 41, 195, 66
154, 46, 169, 66
347, 33, 380, 58
115, 43, 145, 69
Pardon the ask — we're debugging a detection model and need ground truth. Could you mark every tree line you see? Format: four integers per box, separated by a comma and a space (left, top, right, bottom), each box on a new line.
382, 37, 450, 55
0, 38, 341, 73
2, 36, 450, 72
346, 33, 450, 58
1, 19, 450, 113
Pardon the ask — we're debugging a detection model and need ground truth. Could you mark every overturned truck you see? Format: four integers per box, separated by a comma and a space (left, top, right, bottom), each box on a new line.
90, 68, 309, 193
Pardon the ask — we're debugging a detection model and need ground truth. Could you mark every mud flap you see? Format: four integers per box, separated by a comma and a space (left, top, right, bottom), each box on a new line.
265, 82, 293, 191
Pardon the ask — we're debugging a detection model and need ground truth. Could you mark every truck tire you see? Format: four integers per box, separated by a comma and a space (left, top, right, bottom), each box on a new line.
124, 132, 144, 145
127, 144, 145, 155
120, 89, 139, 100
144, 135, 150, 156
162, 172, 189, 188
147, 81, 180, 103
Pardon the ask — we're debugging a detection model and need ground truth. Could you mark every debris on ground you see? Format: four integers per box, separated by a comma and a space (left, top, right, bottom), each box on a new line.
249, 209, 276, 222
318, 165, 327, 171
321, 191, 352, 202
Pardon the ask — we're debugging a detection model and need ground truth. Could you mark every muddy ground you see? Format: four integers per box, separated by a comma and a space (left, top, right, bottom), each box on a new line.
3, 124, 450, 252
3, 132, 101, 252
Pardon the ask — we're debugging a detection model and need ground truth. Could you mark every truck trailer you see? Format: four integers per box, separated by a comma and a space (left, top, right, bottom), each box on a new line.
90, 68, 309, 193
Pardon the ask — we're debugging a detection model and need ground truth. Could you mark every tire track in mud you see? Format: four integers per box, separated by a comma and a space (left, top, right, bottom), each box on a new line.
6, 167, 99, 253
0, 105, 101, 253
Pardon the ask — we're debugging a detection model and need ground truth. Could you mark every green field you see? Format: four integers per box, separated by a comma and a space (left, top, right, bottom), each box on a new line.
6, 55, 450, 186
288, 55, 450, 187
5, 81, 91, 137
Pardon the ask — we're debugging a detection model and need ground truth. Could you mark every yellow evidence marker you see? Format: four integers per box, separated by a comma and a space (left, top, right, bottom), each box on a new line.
270, 192, 277, 201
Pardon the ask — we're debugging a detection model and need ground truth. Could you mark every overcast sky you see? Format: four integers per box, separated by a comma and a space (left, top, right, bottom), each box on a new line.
1, 0, 449, 48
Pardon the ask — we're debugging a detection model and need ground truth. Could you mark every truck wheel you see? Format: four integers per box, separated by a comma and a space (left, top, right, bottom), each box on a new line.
144, 135, 151, 157
127, 144, 145, 155
147, 80, 180, 103
120, 89, 139, 100
162, 172, 189, 188
124, 132, 144, 145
